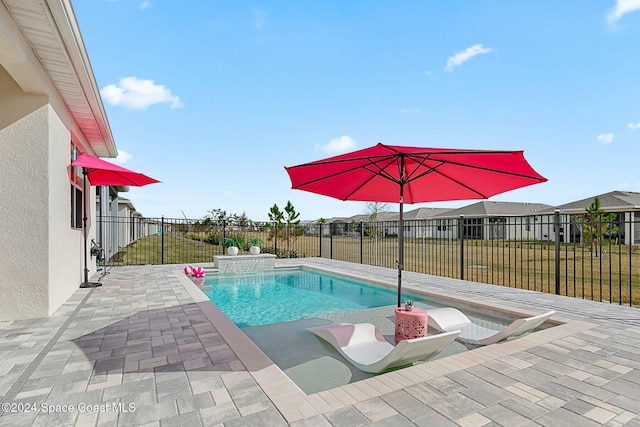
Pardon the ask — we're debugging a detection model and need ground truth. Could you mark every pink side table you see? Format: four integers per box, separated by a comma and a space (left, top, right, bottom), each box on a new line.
395, 307, 428, 344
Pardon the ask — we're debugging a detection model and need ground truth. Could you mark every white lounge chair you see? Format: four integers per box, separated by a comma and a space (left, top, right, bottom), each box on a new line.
427, 307, 555, 346
308, 323, 460, 374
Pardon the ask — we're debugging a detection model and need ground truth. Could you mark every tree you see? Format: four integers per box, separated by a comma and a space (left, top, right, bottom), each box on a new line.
267, 204, 284, 246
364, 202, 390, 266
267, 202, 302, 256
578, 197, 619, 257
365, 202, 390, 221
199, 209, 252, 247
207, 208, 230, 227
283, 201, 301, 252
318, 217, 327, 237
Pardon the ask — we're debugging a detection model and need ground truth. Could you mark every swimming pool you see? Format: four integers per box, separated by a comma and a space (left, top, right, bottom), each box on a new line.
195, 266, 542, 394
201, 268, 429, 328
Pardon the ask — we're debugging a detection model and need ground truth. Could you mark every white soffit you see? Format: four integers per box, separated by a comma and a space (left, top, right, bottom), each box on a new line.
2, 0, 116, 157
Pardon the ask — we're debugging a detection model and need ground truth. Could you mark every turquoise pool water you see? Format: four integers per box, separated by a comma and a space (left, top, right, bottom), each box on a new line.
200, 268, 424, 328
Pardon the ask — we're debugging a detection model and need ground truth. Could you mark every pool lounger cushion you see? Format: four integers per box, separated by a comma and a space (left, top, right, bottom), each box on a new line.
427, 307, 555, 346
307, 323, 460, 374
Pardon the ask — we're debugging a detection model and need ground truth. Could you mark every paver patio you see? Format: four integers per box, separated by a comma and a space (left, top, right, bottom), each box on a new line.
0, 258, 639, 426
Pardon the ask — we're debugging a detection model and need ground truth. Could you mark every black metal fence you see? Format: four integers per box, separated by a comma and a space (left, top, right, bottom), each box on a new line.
98, 211, 640, 307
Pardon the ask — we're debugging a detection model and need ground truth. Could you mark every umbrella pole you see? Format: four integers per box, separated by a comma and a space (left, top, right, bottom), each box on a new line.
397, 200, 404, 307
397, 180, 405, 307
80, 168, 101, 288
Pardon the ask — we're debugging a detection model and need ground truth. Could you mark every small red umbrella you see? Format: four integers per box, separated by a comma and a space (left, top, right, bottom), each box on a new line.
72, 153, 160, 186
71, 153, 160, 287
285, 143, 547, 306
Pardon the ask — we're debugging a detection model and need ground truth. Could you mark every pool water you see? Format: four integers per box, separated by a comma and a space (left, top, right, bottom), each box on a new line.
201, 268, 424, 328
198, 267, 531, 394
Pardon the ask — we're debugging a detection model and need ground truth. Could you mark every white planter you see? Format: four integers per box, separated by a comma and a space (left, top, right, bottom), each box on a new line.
227, 246, 239, 256
249, 246, 261, 255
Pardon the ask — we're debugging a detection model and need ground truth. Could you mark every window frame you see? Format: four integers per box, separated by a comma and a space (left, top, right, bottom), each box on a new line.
70, 143, 83, 230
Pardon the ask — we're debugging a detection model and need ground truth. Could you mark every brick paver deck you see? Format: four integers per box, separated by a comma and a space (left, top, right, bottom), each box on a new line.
1, 258, 638, 426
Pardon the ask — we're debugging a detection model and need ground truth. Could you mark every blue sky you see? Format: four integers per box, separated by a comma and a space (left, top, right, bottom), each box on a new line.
73, 1, 640, 221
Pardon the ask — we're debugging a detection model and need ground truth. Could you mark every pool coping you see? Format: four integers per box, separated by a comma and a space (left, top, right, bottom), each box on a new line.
176, 263, 594, 423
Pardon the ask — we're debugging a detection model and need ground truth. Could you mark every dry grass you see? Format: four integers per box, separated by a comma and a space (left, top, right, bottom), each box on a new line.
109, 232, 640, 307
316, 235, 639, 307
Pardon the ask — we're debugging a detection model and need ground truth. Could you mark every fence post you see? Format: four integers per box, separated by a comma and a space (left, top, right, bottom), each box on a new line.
161, 216, 165, 264
318, 222, 322, 257
274, 221, 278, 255
360, 220, 363, 264
330, 232, 333, 259
554, 209, 561, 295
221, 220, 226, 255
459, 214, 464, 280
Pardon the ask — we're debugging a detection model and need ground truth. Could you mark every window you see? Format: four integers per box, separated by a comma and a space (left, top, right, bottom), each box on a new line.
70, 144, 83, 229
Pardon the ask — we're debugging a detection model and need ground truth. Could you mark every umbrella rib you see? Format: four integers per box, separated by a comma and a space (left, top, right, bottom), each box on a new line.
400, 152, 546, 183
416, 161, 490, 198
413, 156, 547, 182
405, 157, 545, 199
302, 153, 402, 167
362, 157, 402, 183
85, 168, 150, 186
288, 163, 376, 188
339, 158, 401, 200
289, 156, 402, 190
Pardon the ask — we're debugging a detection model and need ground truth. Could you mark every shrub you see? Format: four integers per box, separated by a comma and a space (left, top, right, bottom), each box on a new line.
204, 232, 221, 245
224, 236, 245, 249
261, 246, 298, 258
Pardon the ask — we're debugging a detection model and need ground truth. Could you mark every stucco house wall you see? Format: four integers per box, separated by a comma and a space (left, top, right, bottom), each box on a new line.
1, 0, 116, 321
0, 92, 92, 319
0, 92, 50, 319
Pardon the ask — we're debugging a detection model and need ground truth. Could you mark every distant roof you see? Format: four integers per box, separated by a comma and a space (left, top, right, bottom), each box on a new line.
433, 201, 554, 218
117, 197, 137, 211
325, 212, 398, 223
403, 207, 453, 220
298, 191, 640, 222
319, 207, 457, 222
551, 191, 640, 213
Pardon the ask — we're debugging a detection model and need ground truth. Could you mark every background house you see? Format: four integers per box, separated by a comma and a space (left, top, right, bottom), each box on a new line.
97, 186, 126, 263
1, 0, 118, 320
431, 201, 555, 241
551, 191, 640, 245
403, 207, 453, 239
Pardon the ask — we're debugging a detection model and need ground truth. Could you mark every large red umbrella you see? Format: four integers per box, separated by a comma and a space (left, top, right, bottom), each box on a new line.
285, 143, 547, 306
71, 153, 160, 287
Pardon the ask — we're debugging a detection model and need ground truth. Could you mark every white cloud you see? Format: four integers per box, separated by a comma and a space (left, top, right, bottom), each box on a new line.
597, 133, 614, 144
223, 190, 233, 197
101, 77, 184, 110
140, 0, 151, 10
110, 149, 133, 164
316, 136, 356, 153
607, 0, 640, 24
629, 122, 640, 130
445, 44, 493, 72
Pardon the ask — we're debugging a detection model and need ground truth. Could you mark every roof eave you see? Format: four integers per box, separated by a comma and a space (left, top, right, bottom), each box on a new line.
52, 0, 116, 157
1, 0, 116, 157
